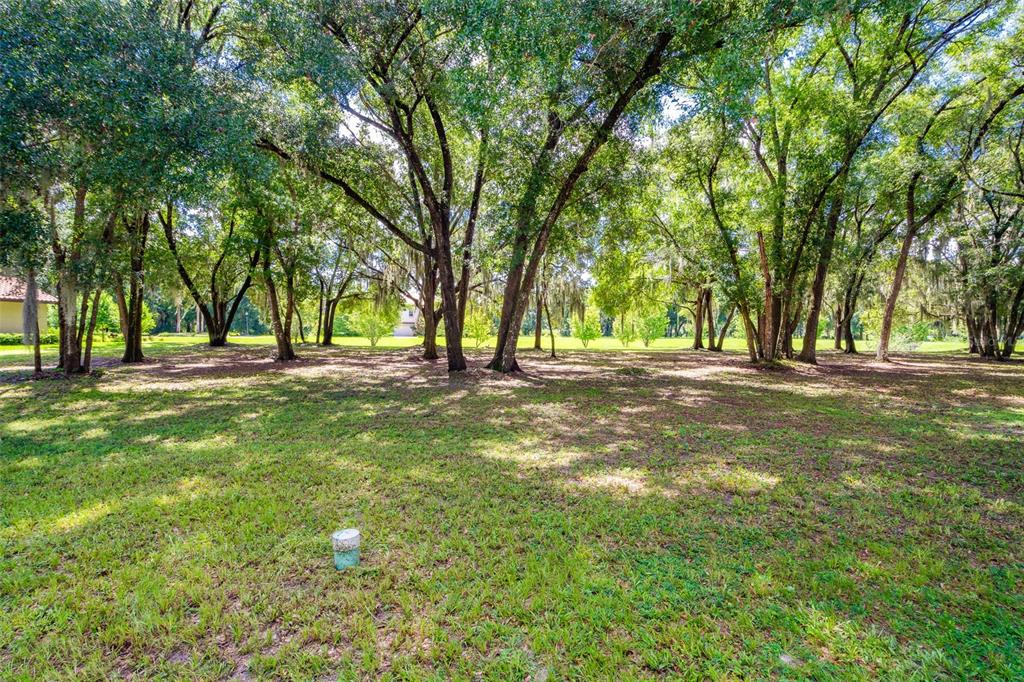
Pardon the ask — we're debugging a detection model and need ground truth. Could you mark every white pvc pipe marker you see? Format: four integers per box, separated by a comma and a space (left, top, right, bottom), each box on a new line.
331, 528, 361, 570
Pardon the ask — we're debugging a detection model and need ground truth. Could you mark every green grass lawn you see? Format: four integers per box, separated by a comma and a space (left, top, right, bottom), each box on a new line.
0, 331, 973, 369
1, 340, 1022, 679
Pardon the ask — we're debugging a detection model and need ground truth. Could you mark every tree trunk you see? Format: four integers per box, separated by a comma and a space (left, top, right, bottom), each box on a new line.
833, 304, 844, 350
740, 303, 760, 361
756, 231, 779, 361
57, 283, 66, 370
315, 283, 324, 344
295, 303, 306, 344
799, 178, 847, 364
716, 306, 735, 352
122, 213, 150, 364
113, 275, 130, 339
59, 275, 82, 375
82, 290, 101, 373
877, 180, 921, 362
488, 32, 674, 373
705, 289, 717, 351
421, 264, 439, 360
175, 295, 182, 333
160, 203, 255, 348
545, 298, 556, 358
533, 282, 543, 350
692, 288, 705, 350
999, 281, 1024, 359
262, 228, 296, 362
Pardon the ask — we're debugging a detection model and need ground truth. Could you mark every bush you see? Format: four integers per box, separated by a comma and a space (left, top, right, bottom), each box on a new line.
909, 320, 931, 343
352, 306, 396, 347
463, 307, 493, 348
639, 313, 665, 347
571, 311, 601, 348
0, 331, 59, 345
617, 323, 638, 348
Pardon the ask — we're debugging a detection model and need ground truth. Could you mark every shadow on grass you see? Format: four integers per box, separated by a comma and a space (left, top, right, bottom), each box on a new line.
1, 346, 1022, 679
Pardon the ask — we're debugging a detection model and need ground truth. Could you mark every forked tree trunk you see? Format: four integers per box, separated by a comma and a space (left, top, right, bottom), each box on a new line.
488, 32, 674, 373
161, 204, 256, 348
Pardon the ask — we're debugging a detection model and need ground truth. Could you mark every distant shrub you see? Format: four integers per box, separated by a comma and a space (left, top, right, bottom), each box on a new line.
572, 311, 601, 348
617, 323, 638, 348
909, 320, 931, 342
352, 306, 396, 347
463, 307, 493, 348
0, 331, 58, 345
639, 314, 665, 347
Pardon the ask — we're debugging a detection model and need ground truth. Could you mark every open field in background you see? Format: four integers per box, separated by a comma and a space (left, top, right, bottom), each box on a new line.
0, 333, 977, 375
2, 341, 1022, 679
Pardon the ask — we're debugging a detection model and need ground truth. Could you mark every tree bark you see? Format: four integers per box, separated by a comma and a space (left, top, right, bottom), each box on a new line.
799, 155, 852, 364
82, 290, 101, 373
421, 262, 439, 360
261, 225, 296, 362
122, 213, 150, 363
716, 306, 735, 352
877, 176, 922, 362
161, 203, 256, 347
692, 288, 705, 350
705, 289, 717, 351
533, 282, 543, 350
545, 297, 556, 358
489, 32, 674, 373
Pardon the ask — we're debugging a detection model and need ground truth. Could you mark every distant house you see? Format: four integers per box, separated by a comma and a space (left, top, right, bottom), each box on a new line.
0, 275, 57, 336
394, 307, 419, 337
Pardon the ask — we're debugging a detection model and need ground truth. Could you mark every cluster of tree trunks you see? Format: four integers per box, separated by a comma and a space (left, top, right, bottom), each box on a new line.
161, 204, 259, 348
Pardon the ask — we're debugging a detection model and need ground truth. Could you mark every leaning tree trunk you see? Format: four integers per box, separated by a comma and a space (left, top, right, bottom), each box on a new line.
488, 33, 673, 373
798, 181, 847, 364
877, 235, 918, 363
716, 306, 735, 352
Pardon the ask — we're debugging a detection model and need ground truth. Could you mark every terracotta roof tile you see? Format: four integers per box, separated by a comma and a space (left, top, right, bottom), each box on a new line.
0, 275, 58, 304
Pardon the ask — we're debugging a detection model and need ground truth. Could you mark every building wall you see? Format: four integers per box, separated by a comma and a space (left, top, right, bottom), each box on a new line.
393, 307, 420, 337
0, 301, 49, 335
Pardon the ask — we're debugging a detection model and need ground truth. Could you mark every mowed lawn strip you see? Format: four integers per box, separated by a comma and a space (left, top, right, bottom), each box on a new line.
1, 342, 1022, 680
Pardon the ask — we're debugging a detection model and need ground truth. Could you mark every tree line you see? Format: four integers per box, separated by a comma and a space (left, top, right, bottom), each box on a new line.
2, 0, 1022, 375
